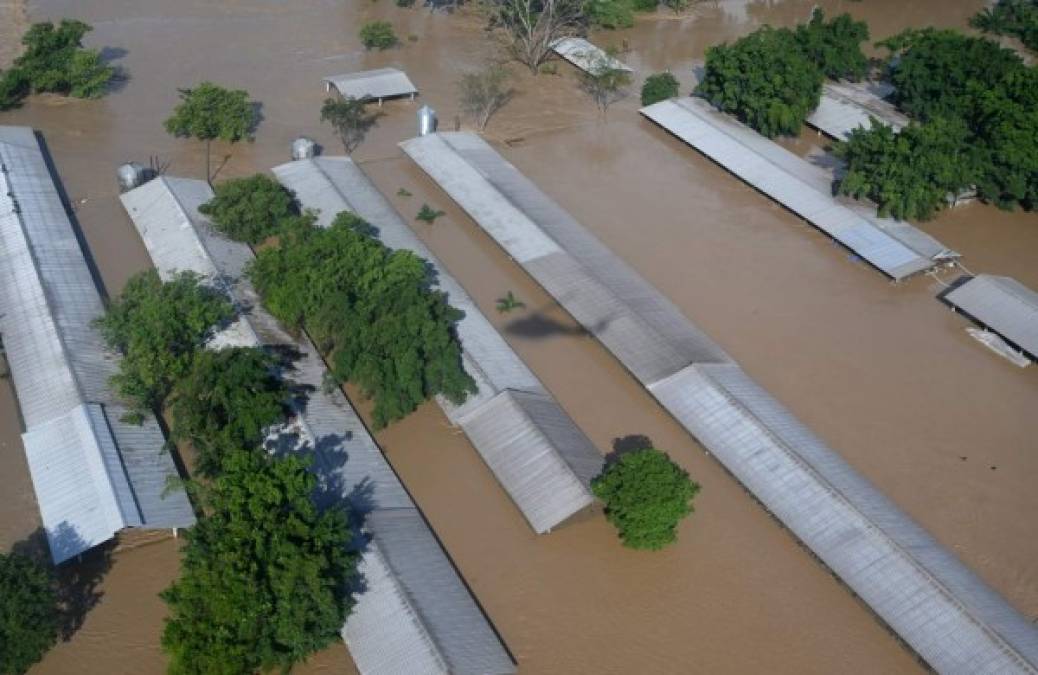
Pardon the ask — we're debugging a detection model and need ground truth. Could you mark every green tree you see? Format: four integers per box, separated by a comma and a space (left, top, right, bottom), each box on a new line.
0, 553, 59, 675
248, 213, 475, 428
164, 82, 257, 183
640, 71, 679, 106
169, 347, 288, 478
198, 174, 298, 244
971, 0, 1038, 51
320, 97, 380, 154
161, 449, 355, 675
835, 118, 978, 220
585, 0, 634, 29
359, 21, 398, 50
793, 8, 869, 80
696, 26, 822, 137
971, 67, 1038, 209
0, 69, 30, 111
592, 447, 699, 550
95, 270, 234, 411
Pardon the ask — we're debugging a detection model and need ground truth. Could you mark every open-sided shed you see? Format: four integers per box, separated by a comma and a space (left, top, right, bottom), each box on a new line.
323, 67, 417, 104
943, 274, 1038, 362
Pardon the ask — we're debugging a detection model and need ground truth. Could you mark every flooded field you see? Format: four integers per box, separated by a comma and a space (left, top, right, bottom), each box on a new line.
1, 0, 1034, 673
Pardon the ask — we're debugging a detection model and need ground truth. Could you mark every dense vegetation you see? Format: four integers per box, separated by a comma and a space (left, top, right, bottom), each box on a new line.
696, 9, 868, 137
199, 174, 299, 244
248, 213, 474, 428
971, 0, 1038, 51
0, 20, 115, 110
161, 449, 354, 675
169, 347, 288, 477
164, 82, 257, 182
640, 72, 679, 106
96, 270, 233, 411
359, 21, 398, 50
592, 448, 699, 550
835, 29, 1038, 217
0, 553, 59, 674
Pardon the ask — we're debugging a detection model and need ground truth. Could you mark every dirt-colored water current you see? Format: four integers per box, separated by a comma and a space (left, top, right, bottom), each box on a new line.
1, 1, 1034, 673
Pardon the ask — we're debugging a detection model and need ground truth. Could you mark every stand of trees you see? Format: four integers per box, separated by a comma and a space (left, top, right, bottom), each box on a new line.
0, 20, 116, 110
836, 29, 1037, 217
696, 9, 868, 137
592, 447, 699, 550
971, 0, 1038, 51
248, 213, 475, 428
0, 553, 59, 674
640, 71, 679, 106
199, 174, 299, 244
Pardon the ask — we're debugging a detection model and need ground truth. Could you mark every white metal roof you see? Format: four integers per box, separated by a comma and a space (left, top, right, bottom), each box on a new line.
273, 156, 602, 534
121, 175, 514, 675
323, 67, 417, 101
0, 126, 194, 564
400, 131, 1038, 674
640, 97, 957, 280
551, 37, 633, 74
944, 274, 1038, 359
807, 81, 909, 141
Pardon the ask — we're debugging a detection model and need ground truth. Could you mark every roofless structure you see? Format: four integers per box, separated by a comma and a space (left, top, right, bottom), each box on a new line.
0, 126, 194, 564
400, 131, 1038, 674
807, 81, 909, 140
640, 97, 957, 281
120, 176, 515, 675
942, 274, 1038, 364
272, 156, 603, 534
551, 37, 632, 75
323, 67, 417, 105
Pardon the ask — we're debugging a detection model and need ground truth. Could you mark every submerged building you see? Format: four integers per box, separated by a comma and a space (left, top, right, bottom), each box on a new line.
272, 155, 604, 534
0, 126, 194, 564
943, 274, 1038, 364
401, 131, 1038, 674
120, 175, 515, 675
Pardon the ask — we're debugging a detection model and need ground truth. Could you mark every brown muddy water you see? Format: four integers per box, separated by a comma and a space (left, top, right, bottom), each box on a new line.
1, 0, 1034, 673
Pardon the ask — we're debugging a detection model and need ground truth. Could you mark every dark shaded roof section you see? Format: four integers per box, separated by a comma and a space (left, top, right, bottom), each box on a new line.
401, 130, 1038, 674
943, 274, 1038, 360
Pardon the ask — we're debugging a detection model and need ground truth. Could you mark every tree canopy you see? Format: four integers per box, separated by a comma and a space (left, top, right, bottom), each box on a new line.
248, 212, 475, 428
358, 21, 398, 50
169, 347, 288, 477
95, 270, 234, 411
198, 174, 299, 244
640, 72, 679, 106
591, 447, 699, 550
0, 552, 59, 675
793, 8, 870, 80
320, 97, 380, 154
696, 26, 822, 137
971, 0, 1038, 51
164, 82, 257, 181
0, 20, 115, 110
161, 449, 355, 675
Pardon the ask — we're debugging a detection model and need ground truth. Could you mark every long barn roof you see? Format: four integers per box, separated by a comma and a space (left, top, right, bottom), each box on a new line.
400, 131, 1038, 674
272, 156, 603, 534
944, 274, 1038, 359
0, 126, 194, 563
120, 176, 514, 675
640, 97, 957, 280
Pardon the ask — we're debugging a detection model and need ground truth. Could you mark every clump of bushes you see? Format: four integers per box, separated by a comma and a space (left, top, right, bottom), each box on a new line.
696, 9, 869, 137
248, 212, 475, 428
359, 21, 398, 50
592, 447, 699, 550
971, 0, 1038, 51
0, 19, 116, 110
199, 174, 299, 244
585, 0, 635, 29
640, 71, 679, 106
0, 552, 59, 673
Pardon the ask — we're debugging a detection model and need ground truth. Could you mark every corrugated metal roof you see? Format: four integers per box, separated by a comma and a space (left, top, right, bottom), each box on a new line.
0, 126, 194, 563
944, 274, 1038, 359
323, 68, 417, 101
807, 81, 909, 141
400, 131, 1038, 674
272, 156, 602, 533
551, 37, 633, 74
121, 175, 514, 675
640, 97, 957, 280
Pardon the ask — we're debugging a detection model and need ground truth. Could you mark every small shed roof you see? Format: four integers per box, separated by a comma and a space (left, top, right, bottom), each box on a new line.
273, 156, 603, 533
551, 37, 632, 74
640, 98, 957, 280
807, 81, 909, 141
400, 130, 1038, 674
0, 126, 194, 563
323, 67, 417, 101
943, 274, 1038, 359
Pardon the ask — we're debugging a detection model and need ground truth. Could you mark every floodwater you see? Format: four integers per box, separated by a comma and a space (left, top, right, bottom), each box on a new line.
1, 0, 1034, 673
